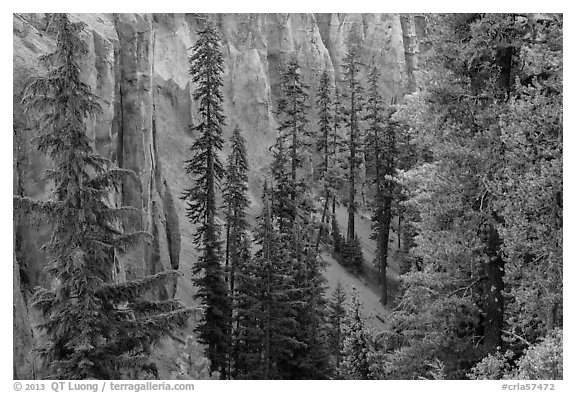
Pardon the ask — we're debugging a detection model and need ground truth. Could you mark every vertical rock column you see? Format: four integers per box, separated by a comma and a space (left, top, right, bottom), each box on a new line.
400, 14, 419, 94
113, 14, 179, 298
114, 13, 154, 280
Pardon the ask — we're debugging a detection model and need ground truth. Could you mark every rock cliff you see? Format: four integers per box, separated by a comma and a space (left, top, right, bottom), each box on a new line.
12, 12, 423, 378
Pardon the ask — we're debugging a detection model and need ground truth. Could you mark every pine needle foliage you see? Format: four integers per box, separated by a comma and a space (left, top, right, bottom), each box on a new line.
338, 288, 374, 380
181, 20, 231, 379
222, 126, 250, 297
315, 70, 344, 250
222, 127, 250, 378
271, 56, 312, 233
233, 184, 301, 379
17, 14, 192, 380
341, 32, 365, 240
331, 212, 345, 256
280, 223, 331, 379
364, 66, 396, 305
328, 281, 347, 370
277, 56, 312, 201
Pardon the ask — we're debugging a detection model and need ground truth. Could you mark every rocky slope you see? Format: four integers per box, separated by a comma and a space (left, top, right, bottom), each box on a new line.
13, 13, 424, 378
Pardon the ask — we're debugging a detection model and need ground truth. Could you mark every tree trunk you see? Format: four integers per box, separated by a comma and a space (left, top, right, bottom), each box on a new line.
347, 94, 357, 240
332, 195, 336, 216
347, 183, 355, 240
315, 187, 330, 252
264, 286, 271, 379
225, 219, 230, 284
379, 195, 392, 306
397, 213, 402, 250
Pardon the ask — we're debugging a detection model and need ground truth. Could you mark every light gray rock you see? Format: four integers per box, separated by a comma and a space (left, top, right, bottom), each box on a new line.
12, 12, 419, 378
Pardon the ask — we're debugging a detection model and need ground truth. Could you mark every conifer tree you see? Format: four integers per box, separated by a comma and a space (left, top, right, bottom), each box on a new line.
316, 70, 332, 182
338, 288, 373, 379
364, 66, 396, 305
331, 212, 345, 257
17, 14, 191, 379
282, 224, 331, 379
269, 64, 332, 375
315, 70, 333, 245
231, 236, 256, 379
386, 14, 562, 378
271, 57, 312, 236
235, 183, 301, 379
341, 31, 365, 241
315, 70, 343, 251
181, 20, 231, 379
222, 126, 250, 298
222, 126, 250, 378
328, 281, 347, 369
331, 87, 345, 215
270, 132, 293, 235
271, 56, 312, 237
342, 237, 365, 274
277, 56, 311, 206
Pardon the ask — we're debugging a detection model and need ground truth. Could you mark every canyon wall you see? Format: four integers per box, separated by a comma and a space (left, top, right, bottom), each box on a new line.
13, 13, 422, 378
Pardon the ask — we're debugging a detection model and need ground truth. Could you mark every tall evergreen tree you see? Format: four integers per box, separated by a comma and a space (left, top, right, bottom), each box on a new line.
270, 131, 293, 235
385, 14, 562, 379
331, 87, 345, 215
234, 183, 301, 379
364, 66, 396, 305
230, 236, 256, 379
338, 288, 373, 379
270, 57, 314, 236
341, 31, 365, 241
331, 211, 345, 257
269, 60, 333, 378
277, 56, 311, 206
181, 20, 231, 379
328, 281, 347, 370
315, 70, 333, 250
222, 126, 250, 378
222, 126, 250, 298
17, 14, 191, 379
316, 70, 333, 183
271, 56, 314, 239
281, 224, 331, 379
315, 70, 343, 251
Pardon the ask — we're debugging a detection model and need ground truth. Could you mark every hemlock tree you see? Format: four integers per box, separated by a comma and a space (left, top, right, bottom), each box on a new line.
282, 223, 331, 379
276, 56, 311, 207
386, 14, 562, 379
222, 126, 250, 298
270, 56, 313, 244
341, 30, 365, 241
270, 130, 293, 235
342, 236, 365, 275
315, 70, 333, 249
234, 183, 301, 379
338, 288, 373, 379
270, 59, 333, 378
328, 281, 347, 369
331, 212, 345, 257
222, 126, 250, 378
364, 66, 396, 305
315, 70, 343, 251
181, 21, 231, 379
17, 14, 192, 379
230, 236, 255, 379
331, 87, 346, 215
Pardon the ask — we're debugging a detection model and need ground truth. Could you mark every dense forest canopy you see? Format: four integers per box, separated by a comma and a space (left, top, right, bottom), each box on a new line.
13, 13, 562, 381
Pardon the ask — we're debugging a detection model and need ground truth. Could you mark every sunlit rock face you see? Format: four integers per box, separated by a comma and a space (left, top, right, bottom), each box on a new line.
13, 13, 418, 378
